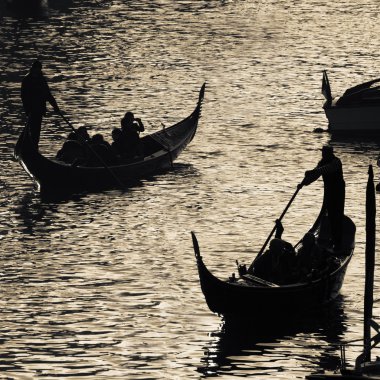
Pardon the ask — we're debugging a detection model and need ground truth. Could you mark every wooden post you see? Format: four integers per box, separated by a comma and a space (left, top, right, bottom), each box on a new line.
363, 165, 376, 363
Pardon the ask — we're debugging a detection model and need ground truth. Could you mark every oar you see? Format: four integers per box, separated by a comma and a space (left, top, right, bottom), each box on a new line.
58, 112, 125, 190
248, 183, 303, 273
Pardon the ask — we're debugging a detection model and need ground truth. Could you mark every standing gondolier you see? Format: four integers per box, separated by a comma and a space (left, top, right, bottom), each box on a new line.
21, 60, 60, 148
302, 145, 345, 251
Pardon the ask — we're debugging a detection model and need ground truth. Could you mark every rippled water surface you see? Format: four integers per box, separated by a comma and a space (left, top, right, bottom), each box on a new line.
1, 0, 380, 378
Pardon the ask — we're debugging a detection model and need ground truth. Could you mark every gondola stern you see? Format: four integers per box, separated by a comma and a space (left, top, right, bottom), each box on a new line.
13, 123, 39, 162
13, 124, 58, 192
14, 128, 26, 161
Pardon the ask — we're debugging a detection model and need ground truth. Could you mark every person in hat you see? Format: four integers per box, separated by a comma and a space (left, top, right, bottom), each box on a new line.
21, 60, 60, 148
302, 145, 345, 251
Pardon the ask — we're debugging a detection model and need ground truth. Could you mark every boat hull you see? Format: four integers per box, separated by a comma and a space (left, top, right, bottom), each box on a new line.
199, 257, 351, 320
325, 104, 380, 133
18, 132, 194, 194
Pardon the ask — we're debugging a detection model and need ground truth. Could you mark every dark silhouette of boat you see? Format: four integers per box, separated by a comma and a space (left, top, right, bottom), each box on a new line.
4, 0, 43, 5
14, 84, 205, 194
192, 202, 356, 321
322, 71, 380, 133
307, 166, 379, 379
2, 0, 46, 10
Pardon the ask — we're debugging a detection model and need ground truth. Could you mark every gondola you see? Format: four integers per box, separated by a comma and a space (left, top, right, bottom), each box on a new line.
192, 201, 356, 321
322, 70, 380, 133
14, 83, 205, 194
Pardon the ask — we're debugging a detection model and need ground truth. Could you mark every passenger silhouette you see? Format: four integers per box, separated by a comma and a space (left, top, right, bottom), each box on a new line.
253, 220, 296, 284
87, 133, 117, 166
120, 112, 145, 158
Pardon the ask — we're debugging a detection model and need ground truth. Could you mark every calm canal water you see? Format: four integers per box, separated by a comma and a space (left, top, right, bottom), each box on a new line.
1, 0, 380, 378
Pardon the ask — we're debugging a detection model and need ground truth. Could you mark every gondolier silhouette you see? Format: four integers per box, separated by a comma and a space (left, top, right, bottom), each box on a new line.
21, 60, 60, 148
302, 145, 345, 251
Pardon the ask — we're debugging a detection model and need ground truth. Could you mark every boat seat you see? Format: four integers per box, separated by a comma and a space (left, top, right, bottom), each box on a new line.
241, 274, 279, 287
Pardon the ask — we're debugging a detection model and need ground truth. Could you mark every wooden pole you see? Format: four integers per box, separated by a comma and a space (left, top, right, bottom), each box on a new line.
363, 165, 376, 363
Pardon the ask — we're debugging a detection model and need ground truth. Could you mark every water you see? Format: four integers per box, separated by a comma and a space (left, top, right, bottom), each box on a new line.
1, 0, 380, 378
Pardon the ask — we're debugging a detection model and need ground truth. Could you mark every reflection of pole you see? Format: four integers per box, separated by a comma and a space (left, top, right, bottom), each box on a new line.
340, 345, 346, 370
364, 165, 376, 363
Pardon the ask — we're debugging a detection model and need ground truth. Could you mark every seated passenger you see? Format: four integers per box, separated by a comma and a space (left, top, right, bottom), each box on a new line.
56, 127, 92, 165
121, 111, 145, 133
269, 238, 297, 284
90, 133, 111, 148
76, 126, 90, 142
111, 127, 128, 158
70, 126, 92, 157
67, 131, 77, 141
86, 133, 116, 166
253, 220, 296, 284
120, 112, 144, 158
296, 232, 327, 281
56, 139, 87, 166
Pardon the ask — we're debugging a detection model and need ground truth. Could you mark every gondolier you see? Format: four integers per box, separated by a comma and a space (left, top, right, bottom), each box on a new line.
302, 145, 345, 251
21, 60, 60, 148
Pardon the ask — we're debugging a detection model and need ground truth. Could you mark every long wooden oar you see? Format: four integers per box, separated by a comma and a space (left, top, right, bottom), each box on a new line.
58, 112, 125, 190
248, 183, 303, 273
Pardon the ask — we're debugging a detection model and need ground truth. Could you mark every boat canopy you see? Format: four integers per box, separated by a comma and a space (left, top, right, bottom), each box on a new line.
337, 78, 380, 106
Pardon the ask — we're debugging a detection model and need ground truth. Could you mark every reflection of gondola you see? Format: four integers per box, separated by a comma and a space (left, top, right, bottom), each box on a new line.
14, 84, 205, 194
192, 201, 355, 322
3, 0, 47, 13
13, 192, 59, 233
307, 166, 379, 380
5, 0, 44, 6
199, 300, 347, 377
